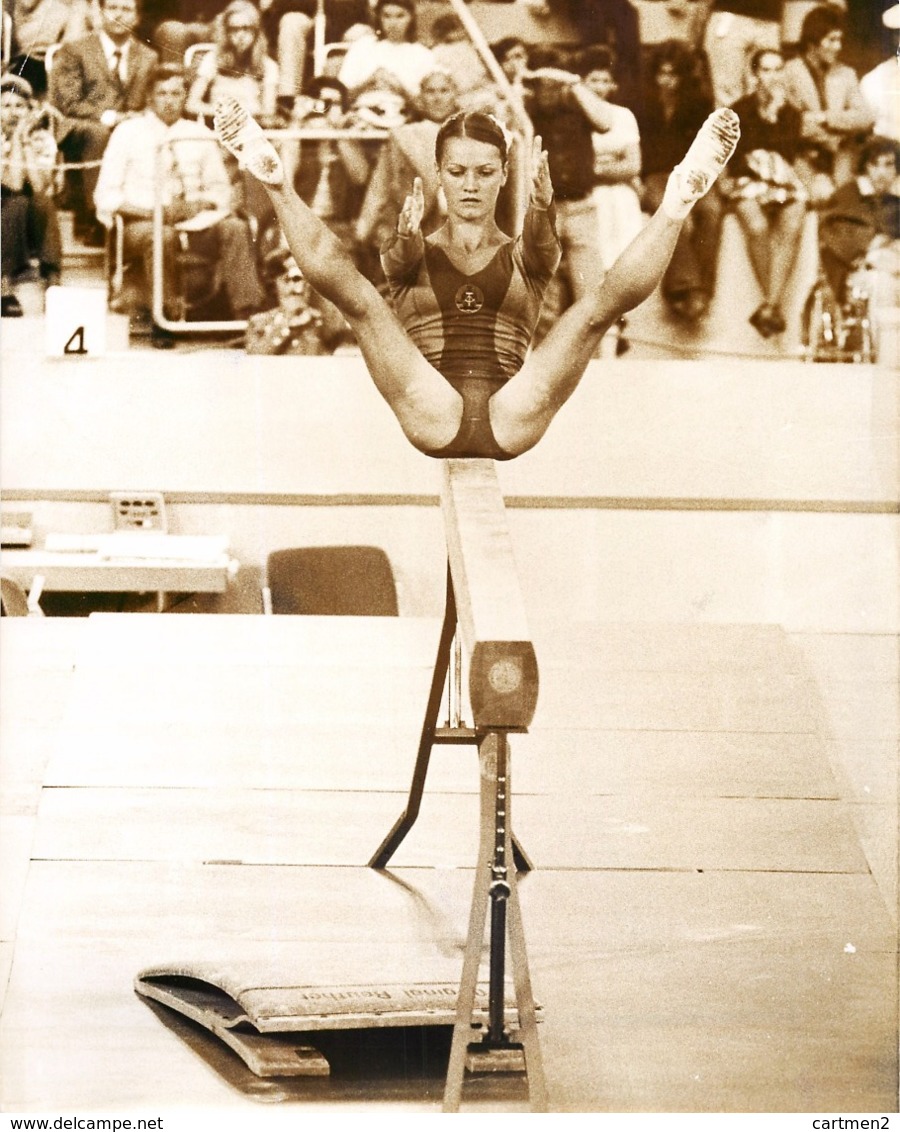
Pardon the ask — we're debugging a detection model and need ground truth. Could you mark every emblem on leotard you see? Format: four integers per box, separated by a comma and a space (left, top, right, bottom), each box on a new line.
454, 283, 484, 313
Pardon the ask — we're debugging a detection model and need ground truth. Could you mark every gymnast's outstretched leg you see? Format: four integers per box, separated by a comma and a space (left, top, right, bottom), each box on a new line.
213, 98, 462, 454
490, 109, 741, 457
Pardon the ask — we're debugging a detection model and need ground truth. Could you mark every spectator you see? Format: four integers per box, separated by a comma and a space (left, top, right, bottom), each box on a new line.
782, 4, 875, 203
859, 3, 900, 144
259, 0, 368, 106
523, 49, 614, 337
702, 0, 781, 108
1, 72, 62, 315
152, 2, 232, 67
337, 0, 434, 119
186, 1, 279, 123
183, 0, 282, 230
581, 46, 642, 273
817, 135, 899, 307
544, 0, 642, 113
356, 67, 460, 254
50, 0, 158, 245
154, 1, 370, 109
290, 74, 370, 273
7, 0, 92, 97
492, 36, 530, 90
94, 62, 264, 339
637, 39, 722, 324
490, 35, 531, 129
720, 47, 808, 338
825, 135, 900, 241
292, 73, 368, 218
246, 239, 352, 353
429, 13, 496, 114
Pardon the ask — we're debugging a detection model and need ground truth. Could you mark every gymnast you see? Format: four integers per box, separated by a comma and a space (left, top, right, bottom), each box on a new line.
214, 96, 740, 459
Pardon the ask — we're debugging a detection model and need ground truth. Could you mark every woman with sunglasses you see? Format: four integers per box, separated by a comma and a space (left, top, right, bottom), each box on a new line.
215, 96, 739, 459
187, 0, 279, 124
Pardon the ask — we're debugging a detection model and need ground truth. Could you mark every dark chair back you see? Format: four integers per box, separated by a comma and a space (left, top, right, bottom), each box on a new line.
266, 546, 399, 616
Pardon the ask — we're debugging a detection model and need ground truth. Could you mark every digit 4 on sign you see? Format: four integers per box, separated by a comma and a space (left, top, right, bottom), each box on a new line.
45, 287, 108, 358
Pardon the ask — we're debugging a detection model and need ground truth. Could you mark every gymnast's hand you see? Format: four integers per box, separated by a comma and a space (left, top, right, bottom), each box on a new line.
529, 135, 553, 210
398, 176, 425, 237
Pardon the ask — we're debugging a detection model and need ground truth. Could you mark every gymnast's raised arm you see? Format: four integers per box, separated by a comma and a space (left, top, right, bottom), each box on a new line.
381, 175, 426, 289
519, 135, 561, 282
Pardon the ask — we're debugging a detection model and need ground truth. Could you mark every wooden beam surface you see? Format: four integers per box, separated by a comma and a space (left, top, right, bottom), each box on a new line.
441, 460, 538, 729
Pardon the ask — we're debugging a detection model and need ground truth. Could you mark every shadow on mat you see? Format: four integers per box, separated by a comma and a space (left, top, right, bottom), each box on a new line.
140, 996, 455, 1102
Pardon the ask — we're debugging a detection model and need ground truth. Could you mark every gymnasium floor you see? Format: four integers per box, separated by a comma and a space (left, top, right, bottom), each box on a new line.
0, 609, 896, 1113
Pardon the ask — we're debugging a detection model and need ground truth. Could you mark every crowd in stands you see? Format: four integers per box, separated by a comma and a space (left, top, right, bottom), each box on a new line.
1, 0, 897, 355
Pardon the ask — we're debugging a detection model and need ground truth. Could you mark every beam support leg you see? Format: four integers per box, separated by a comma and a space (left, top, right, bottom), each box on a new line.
368, 566, 457, 869
443, 731, 546, 1112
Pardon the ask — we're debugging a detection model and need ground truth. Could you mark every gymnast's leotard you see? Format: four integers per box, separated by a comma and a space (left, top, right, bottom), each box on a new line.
381, 204, 560, 458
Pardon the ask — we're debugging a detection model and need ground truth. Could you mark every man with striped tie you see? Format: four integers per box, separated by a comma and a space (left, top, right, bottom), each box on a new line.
50, 0, 158, 243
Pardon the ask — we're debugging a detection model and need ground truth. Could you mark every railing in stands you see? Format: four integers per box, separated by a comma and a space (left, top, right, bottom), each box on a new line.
150, 126, 386, 335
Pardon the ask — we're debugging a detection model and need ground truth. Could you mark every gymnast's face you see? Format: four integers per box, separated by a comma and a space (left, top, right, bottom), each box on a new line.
437, 136, 508, 222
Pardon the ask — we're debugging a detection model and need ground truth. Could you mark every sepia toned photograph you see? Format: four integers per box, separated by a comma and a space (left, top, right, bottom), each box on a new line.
1, 0, 897, 1117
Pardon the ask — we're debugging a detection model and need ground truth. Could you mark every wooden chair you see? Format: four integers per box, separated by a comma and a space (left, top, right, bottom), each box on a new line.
2, 9, 12, 68
107, 210, 226, 322
263, 546, 399, 616
43, 42, 60, 76
1, 575, 43, 616
184, 41, 215, 79
316, 41, 349, 77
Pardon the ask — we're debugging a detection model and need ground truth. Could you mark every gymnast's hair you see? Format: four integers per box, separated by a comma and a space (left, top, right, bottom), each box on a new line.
435, 111, 508, 165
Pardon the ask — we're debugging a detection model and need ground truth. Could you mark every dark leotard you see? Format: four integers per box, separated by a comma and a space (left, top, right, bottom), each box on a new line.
381, 204, 560, 458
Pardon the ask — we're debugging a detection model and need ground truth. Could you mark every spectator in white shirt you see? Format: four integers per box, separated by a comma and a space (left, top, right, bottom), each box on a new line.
859, 4, 900, 144
581, 47, 643, 273
338, 0, 434, 119
94, 63, 264, 325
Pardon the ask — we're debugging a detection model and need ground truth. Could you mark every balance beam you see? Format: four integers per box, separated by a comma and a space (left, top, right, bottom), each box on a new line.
441, 459, 538, 731
440, 460, 546, 1110
130, 462, 546, 1103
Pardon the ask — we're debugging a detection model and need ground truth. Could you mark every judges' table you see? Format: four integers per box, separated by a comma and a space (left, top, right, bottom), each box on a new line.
1, 533, 234, 610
